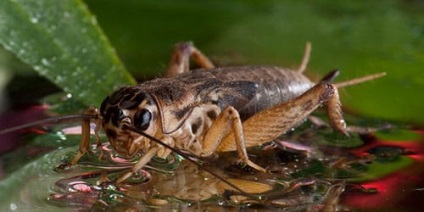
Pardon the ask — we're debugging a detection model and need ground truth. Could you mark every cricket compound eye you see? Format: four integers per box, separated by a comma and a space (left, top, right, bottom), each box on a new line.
133, 109, 151, 131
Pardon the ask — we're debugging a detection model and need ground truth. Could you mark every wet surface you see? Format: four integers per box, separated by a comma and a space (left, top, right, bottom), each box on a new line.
0, 114, 423, 211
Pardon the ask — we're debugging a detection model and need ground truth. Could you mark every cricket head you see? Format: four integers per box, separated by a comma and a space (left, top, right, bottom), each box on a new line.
100, 86, 160, 157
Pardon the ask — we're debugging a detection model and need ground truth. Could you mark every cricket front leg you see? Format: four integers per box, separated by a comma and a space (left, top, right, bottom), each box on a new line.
218, 82, 347, 152
69, 107, 101, 165
70, 108, 101, 165
69, 116, 91, 165
165, 42, 215, 78
201, 106, 266, 172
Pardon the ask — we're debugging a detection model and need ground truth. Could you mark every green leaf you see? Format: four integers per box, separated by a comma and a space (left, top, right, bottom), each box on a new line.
0, 0, 135, 107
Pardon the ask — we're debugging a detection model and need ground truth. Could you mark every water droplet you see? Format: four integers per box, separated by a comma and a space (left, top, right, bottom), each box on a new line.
78, 91, 86, 98
109, 194, 120, 200
9, 203, 17, 211
106, 184, 117, 190
55, 75, 63, 83
41, 58, 50, 66
9, 30, 17, 36
49, 25, 57, 31
91, 17, 98, 25
33, 65, 41, 71
55, 131, 66, 140
2, 44, 11, 51
30, 17, 38, 23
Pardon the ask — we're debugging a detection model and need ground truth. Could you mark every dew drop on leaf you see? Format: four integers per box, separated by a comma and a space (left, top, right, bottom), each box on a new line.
30, 17, 38, 23
41, 58, 50, 66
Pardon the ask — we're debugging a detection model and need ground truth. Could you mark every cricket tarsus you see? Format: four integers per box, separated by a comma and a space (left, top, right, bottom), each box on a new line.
0, 114, 99, 135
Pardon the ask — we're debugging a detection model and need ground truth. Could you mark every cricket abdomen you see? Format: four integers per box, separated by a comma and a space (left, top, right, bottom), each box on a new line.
209, 66, 314, 120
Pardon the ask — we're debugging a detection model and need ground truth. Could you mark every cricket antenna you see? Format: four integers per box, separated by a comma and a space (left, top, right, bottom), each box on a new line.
0, 114, 99, 134
334, 72, 386, 88
123, 125, 254, 197
297, 42, 311, 73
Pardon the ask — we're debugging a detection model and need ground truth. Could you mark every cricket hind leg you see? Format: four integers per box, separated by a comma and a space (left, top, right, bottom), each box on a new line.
314, 70, 386, 135
217, 71, 386, 153
322, 71, 386, 135
324, 84, 348, 136
165, 42, 215, 78
315, 70, 348, 135
218, 82, 347, 152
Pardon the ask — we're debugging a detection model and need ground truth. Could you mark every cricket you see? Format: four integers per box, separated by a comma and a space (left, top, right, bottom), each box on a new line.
1, 41, 385, 198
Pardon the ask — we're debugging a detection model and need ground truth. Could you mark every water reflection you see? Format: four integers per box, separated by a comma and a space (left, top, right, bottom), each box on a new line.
48, 143, 345, 210
0, 117, 423, 211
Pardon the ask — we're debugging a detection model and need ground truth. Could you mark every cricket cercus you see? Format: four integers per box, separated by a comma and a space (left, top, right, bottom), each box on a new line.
1, 42, 385, 186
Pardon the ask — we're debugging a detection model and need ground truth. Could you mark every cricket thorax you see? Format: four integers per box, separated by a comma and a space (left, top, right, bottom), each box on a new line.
170, 104, 221, 155
99, 86, 160, 157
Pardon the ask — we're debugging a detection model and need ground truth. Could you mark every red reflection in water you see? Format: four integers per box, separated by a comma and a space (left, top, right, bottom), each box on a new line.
70, 181, 93, 193
342, 131, 424, 211
0, 105, 48, 153
344, 173, 405, 208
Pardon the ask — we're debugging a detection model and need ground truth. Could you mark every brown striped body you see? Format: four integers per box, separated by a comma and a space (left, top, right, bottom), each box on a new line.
100, 66, 314, 157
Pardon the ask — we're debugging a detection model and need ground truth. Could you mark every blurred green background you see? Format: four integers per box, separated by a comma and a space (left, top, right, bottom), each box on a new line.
0, 0, 423, 125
